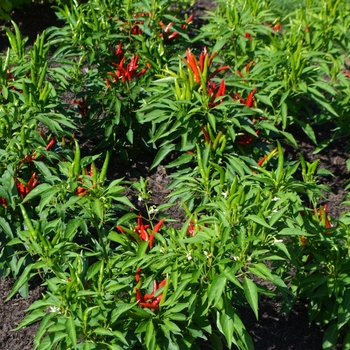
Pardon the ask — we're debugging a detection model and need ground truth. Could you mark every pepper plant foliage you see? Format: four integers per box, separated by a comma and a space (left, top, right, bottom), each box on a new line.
1, 0, 350, 349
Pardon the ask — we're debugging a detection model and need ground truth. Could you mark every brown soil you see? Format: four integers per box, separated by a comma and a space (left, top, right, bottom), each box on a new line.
0, 1, 348, 350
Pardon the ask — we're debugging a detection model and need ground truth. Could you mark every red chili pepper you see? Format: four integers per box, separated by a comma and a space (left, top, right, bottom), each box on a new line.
201, 125, 211, 143
187, 220, 195, 236
138, 302, 159, 310
0, 197, 8, 207
154, 218, 165, 233
143, 292, 154, 301
216, 79, 226, 98
245, 61, 253, 73
301, 235, 306, 248
186, 49, 200, 83
245, 88, 257, 108
135, 268, 142, 282
208, 66, 230, 80
152, 294, 162, 305
237, 133, 255, 146
115, 43, 123, 60
153, 280, 158, 293
158, 279, 167, 288
45, 138, 55, 151
139, 226, 149, 241
136, 288, 144, 302
208, 52, 217, 68
273, 23, 281, 31
199, 47, 207, 72
149, 234, 155, 248
76, 187, 88, 196
116, 225, 124, 233
257, 155, 267, 167
232, 92, 245, 104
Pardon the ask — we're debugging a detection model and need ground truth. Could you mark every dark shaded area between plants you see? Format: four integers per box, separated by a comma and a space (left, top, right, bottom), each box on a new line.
0, 1, 348, 350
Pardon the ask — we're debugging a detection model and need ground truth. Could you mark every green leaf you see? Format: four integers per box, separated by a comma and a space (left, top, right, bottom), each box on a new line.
38, 332, 66, 350
39, 187, 60, 212
273, 242, 291, 259
163, 319, 182, 334
116, 213, 138, 225
256, 93, 273, 107
112, 330, 129, 346
22, 183, 51, 203
297, 120, 317, 145
13, 309, 46, 330
33, 313, 55, 349
145, 320, 155, 350
343, 332, 350, 350
94, 327, 113, 336
278, 227, 313, 236
208, 275, 227, 308
219, 312, 234, 347
64, 218, 83, 240
92, 198, 103, 220
108, 231, 127, 245
246, 215, 274, 229
322, 323, 339, 350
0, 216, 13, 239
248, 263, 274, 282
243, 277, 258, 319
269, 205, 290, 226
111, 303, 136, 323
66, 316, 77, 348
6, 261, 47, 301
150, 143, 175, 170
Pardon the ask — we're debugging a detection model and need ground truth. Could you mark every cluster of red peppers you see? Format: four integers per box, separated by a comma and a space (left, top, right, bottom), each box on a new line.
159, 14, 193, 42
15, 172, 39, 199
184, 47, 229, 109
0, 136, 56, 207
184, 47, 261, 146
135, 268, 167, 310
21, 135, 55, 166
185, 47, 229, 85
237, 60, 254, 79
244, 22, 281, 42
117, 215, 165, 248
232, 88, 261, 146
106, 43, 150, 86
114, 11, 193, 43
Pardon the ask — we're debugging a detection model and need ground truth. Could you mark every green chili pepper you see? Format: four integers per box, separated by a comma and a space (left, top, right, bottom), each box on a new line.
159, 275, 169, 306
275, 141, 284, 186
19, 204, 37, 241
73, 139, 81, 178
22, 80, 29, 104
20, 125, 26, 146
98, 259, 104, 292
196, 144, 207, 183
91, 161, 97, 187
99, 150, 111, 183
37, 61, 47, 91
31, 64, 36, 86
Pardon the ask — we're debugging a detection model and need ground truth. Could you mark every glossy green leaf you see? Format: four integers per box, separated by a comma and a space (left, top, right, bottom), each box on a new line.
243, 277, 258, 319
